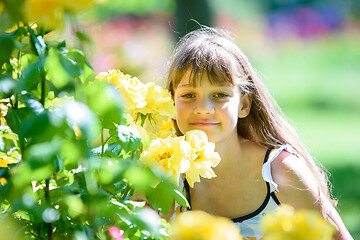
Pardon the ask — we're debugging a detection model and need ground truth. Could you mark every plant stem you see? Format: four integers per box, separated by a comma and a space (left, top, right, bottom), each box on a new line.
101, 127, 104, 157
45, 178, 53, 240
103, 133, 115, 146
40, 68, 46, 107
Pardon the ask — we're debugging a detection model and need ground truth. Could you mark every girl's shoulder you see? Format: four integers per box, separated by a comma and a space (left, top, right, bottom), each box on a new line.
270, 151, 322, 210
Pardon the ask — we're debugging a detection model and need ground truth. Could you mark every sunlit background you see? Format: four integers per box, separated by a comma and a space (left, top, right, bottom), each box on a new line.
58, 0, 359, 237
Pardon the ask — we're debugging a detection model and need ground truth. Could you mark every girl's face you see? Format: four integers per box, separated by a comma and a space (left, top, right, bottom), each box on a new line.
174, 72, 248, 144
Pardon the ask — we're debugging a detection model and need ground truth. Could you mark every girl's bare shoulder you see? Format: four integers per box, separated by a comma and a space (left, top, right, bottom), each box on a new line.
271, 151, 321, 209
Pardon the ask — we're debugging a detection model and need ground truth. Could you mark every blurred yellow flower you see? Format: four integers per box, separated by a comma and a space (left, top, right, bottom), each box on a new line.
0, 177, 7, 185
184, 130, 221, 187
0, 156, 19, 168
139, 136, 191, 184
22, 0, 64, 30
0, 2, 4, 15
170, 210, 243, 240
61, 0, 98, 14
21, 0, 101, 30
261, 204, 335, 240
1, 101, 10, 126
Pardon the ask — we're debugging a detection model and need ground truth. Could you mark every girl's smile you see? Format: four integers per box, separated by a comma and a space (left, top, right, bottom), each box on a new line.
174, 71, 249, 144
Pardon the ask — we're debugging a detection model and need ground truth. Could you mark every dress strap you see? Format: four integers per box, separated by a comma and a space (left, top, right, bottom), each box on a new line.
263, 146, 275, 164
262, 144, 294, 193
232, 181, 271, 223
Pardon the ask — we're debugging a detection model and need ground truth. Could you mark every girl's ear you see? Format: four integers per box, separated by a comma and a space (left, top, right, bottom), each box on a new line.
238, 94, 251, 118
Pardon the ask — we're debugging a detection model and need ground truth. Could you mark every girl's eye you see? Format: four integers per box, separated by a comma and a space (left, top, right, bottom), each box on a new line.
214, 93, 228, 98
181, 93, 195, 98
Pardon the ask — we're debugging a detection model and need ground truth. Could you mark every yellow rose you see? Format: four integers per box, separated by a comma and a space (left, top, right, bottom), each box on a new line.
96, 70, 176, 134
170, 210, 243, 240
128, 82, 176, 134
95, 70, 147, 113
95, 69, 126, 89
122, 76, 148, 111
134, 82, 175, 134
184, 130, 221, 187
143, 82, 176, 120
139, 136, 191, 184
261, 204, 335, 240
148, 118, 176, 140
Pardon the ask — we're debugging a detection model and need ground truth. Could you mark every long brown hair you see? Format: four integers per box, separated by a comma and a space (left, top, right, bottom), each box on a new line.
166, 27, 336, 206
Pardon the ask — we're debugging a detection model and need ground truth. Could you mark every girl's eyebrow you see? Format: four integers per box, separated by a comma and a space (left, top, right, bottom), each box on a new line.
177, 83, 233, 88
177, 83, 192, 88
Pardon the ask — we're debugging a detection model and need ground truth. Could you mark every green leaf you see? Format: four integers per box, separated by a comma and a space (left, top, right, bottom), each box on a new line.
46, 40, 66, 51
173, 189, 189, 207
24, 140, 60, 169
75, 31, 91, 43
97, 164, 120, 185
4, 107, 33, 134
0, 33, 15, 67
45, 48, 70, 89
146, 182, 174, 215
17, 111, 49, 139
61, 49, 86, 78
62, 101, 100, 140
86, 81, 123, 126
102, 184, 116, 195
79, 59, 94, 83
131, 208, 162, 237
56, 48, 94, 83
116, 125, 141, 153
60, 139, 82, 169
17, 60, 42, 92
17, 110, 67, 143
65, 195, 85, 218
18, 53, 38, 72
21, 94, 45, 115
11, 162, 54, 188
0, 74, 17, 99
28, 26, 46, 57
124, 167, 158, 192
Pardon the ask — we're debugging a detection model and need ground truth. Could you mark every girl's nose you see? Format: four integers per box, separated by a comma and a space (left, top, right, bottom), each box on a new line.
194, 97, 215, 115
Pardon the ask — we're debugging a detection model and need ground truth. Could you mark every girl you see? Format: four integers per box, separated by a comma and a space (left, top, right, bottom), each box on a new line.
166, 27, 353, 240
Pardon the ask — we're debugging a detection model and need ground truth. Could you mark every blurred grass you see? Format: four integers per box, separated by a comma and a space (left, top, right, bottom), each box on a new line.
251, 32, 360, 238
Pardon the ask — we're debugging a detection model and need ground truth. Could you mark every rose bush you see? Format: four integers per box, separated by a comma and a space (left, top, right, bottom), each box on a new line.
0, 1, 187, 239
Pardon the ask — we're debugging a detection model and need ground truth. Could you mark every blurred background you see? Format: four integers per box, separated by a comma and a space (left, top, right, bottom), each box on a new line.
63, 0, 359, 237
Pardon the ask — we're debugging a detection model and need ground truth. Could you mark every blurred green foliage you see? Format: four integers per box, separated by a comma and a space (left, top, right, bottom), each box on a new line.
251, 34, 360, 238
82, 0, 175, 20
0, 2, 188, 239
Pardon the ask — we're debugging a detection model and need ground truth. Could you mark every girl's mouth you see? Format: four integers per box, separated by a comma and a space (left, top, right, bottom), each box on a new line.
190, 122, 220, 126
